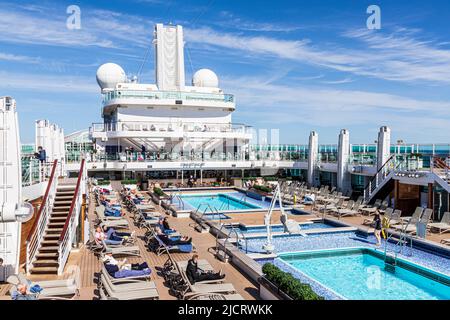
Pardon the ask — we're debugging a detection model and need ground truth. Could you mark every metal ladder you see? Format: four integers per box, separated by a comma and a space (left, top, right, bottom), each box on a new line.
383, 218, 413, 272
215, 224, 248, 262
169, 187, 185, 210
191, 202, 222, 232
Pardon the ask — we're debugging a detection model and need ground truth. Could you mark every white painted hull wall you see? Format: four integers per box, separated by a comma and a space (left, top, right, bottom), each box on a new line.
0, 97, 22, 273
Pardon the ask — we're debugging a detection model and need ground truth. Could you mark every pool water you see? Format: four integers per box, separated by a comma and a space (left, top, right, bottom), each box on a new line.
226, 222, 334, 234
280, 249, 450, 300
181, 193, 261, 212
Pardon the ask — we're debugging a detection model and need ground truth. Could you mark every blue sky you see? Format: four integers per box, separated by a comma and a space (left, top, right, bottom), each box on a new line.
1, 0, 450, 144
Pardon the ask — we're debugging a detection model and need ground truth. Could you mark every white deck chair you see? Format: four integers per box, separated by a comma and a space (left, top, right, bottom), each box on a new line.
429, 212, 450, 234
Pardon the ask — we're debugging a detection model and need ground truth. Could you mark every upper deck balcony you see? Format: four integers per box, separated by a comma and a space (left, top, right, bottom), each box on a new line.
102, 89, 235, 109
90, 121, 253, 140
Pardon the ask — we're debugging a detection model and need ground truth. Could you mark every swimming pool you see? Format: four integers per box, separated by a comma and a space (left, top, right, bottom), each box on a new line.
180, 193, 261, 212
279, 248, 450, 300
225, 222, 334, 234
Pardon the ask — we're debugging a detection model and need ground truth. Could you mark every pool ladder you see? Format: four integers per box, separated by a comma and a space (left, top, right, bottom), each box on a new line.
214, 224, 249, 263
169, 187, 185, 210
191, 203, 222, 233
383, 216, 413, 273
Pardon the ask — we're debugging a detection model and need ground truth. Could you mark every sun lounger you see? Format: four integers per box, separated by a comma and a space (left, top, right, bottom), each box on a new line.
400, 207, 424, 224
152, 235, 194, 256
102, 240, 141, 257
100, 268, 156, 293
185, 293, 245, 300
99, 274, 159, 300
338, 200, 362, 218
101, 264, 151, 284
166, 254, 236, 299
7, 273, 79, 300
441, 238, 450, 245
429, 212, 450, 234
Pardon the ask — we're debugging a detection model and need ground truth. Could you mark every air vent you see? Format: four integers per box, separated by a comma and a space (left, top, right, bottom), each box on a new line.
175, 100, 183, 105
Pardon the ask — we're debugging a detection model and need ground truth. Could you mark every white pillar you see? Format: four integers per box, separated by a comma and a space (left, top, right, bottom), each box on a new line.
377, 126, 391, 170
337, 129, 351, 193
307, 131, 319, 186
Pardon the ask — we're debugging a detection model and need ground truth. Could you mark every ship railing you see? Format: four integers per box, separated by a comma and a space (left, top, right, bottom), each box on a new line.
57, 159, 86, 275
102, 89, 235, 105
90, 121, 252, 134
21, 159, 55, 187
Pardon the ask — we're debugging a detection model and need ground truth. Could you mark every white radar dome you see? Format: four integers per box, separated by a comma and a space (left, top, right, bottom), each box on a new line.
192, 69, 219, 88
96, 63, 127, 90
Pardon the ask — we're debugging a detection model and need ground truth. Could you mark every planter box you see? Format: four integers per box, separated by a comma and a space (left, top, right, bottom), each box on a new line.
258, 276, 293, 301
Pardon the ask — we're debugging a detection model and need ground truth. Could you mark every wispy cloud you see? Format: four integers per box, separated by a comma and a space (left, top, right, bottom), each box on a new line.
0, 52, 40, 63
185, 26, 450, 85
0, 71, 98, 94
0, 4, 154, 49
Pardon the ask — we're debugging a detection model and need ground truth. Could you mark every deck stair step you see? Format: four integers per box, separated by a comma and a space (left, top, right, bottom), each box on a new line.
52, 211, 69, 218
54, 199, 73, 204
47, 222, 66, 228
43, 233, 61, 240
45, 228, 63, 234
49, 216, 67, 222
41, 240, 59, 247
29, 266, 58, 275
36, 252, 59, 259
37, 246, 59, 253
33, 259, 59, 267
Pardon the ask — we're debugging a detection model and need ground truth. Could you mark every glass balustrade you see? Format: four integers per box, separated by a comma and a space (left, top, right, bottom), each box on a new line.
90, 121, 252, 135
102, 89, 234, 105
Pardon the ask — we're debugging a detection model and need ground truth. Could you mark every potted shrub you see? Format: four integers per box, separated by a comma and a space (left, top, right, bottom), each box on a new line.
251, 184, 273, 196
259, 263, 324, 300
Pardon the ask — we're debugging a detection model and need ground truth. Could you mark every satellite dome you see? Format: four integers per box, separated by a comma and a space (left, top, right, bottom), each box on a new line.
96, 63, 127, 90
192, 69, 219, 88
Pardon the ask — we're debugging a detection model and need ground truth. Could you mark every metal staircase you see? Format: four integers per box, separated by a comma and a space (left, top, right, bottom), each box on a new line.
363, 155, 399, 203
29, 184, 76, 274
26, 159, 86, 275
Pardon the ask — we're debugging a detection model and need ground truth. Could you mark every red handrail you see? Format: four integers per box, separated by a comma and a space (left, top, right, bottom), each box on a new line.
26, 159, 58, 242
59, 159, 85, 242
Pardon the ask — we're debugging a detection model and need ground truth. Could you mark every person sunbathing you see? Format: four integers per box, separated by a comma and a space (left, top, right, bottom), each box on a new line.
186, 254, 225, 284
11, 284, 38, 300
155, 227, 191, 245
102, 252, 150, 276
95, 226, 123, 246
159, 217, 176, 234
102, 226, 135, 243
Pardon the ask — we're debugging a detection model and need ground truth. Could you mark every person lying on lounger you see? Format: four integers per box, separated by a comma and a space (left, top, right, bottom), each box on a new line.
155, 227, 192, 245
11, 284, 38, 300
95, 226, 124, 246
102, 225, 135, 243
186, 254, 225, 284
102, 252, 150, 276
102, 201, 126, 217
159, 217, 176, 234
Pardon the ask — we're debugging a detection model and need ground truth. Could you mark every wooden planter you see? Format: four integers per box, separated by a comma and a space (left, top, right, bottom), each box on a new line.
258, 276, 293, 301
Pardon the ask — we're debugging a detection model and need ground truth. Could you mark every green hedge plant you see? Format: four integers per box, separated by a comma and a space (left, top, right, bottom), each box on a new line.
97, 180, 111, 186
262, 263, 323, 300
252, 185, 272, 193
121, 179, 138, 185
153, 187, 166, 197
